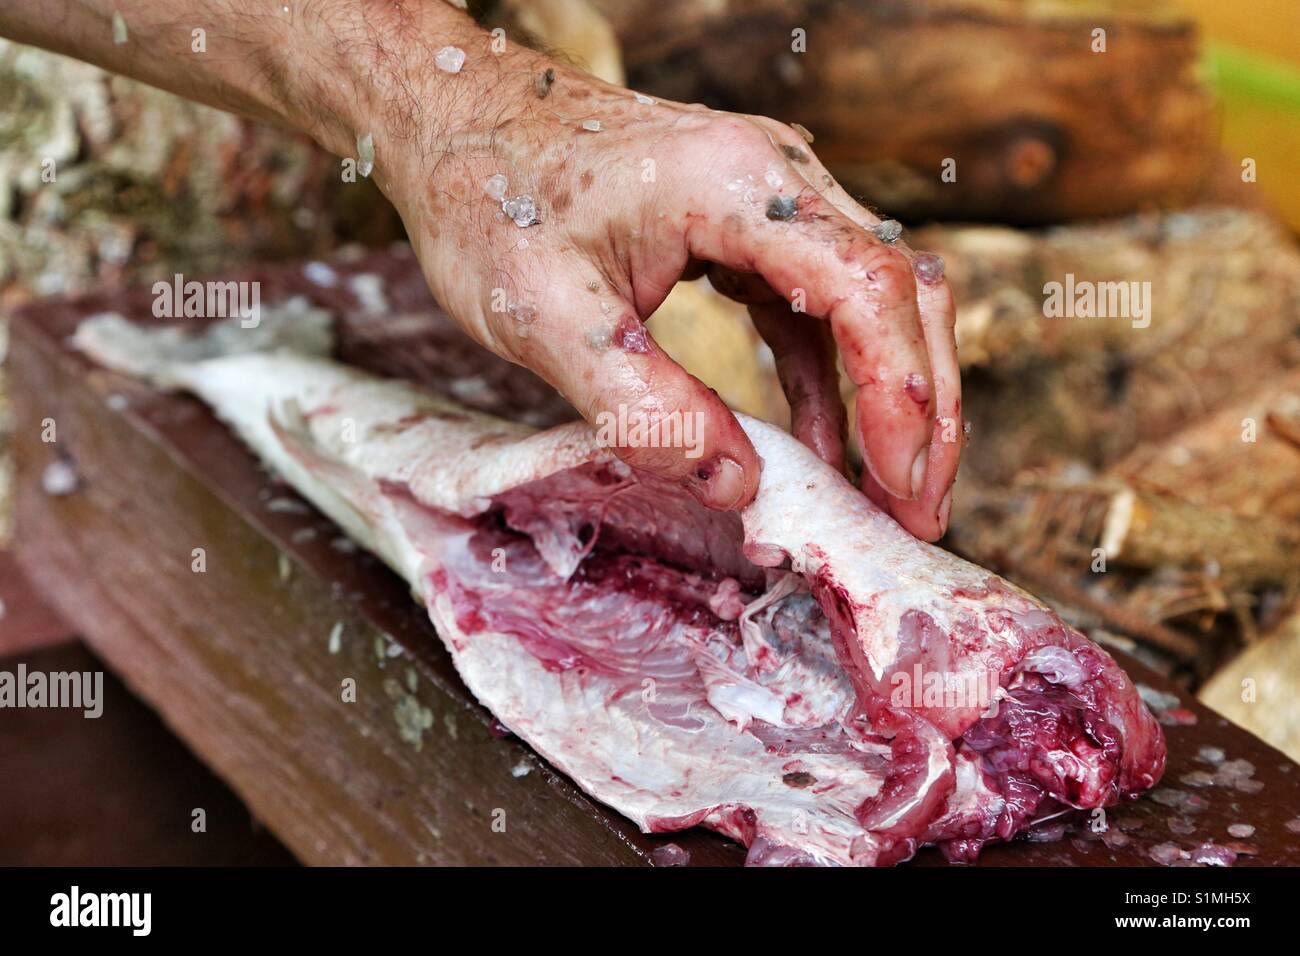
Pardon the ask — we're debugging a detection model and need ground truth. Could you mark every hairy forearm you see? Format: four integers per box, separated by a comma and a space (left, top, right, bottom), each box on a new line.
0, 0, 540, 164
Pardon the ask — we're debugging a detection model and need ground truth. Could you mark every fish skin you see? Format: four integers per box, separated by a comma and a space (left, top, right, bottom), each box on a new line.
72, 309, 1165, 865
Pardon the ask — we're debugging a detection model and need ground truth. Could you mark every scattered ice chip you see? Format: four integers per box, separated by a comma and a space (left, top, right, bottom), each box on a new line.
1179, 770, 1215, 788
41, 459, 79, 496
356, 132, 375, 178
581, 119, 603, 132
1227, 823, 1255, 838
502, 195, 539, 227
328, 621, 343, 655
1149, 842, 1184, 866
913, 252, 946, 285
484, 173, 508, 200
634, 93, 655, 105
435, 46, 466, 73
106, 393, 129, 412
651, 843, 691, 867
303, 261, 338, 287
1191, 842, 1237, 867
510, 760, 532, 778
1197, 745, 1226, 765
1138, 683, 1180, 712
112, 11, 129, 44
873, 219, 903, 243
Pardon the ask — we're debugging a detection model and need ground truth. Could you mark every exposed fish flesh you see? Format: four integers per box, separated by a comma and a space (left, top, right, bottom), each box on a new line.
72, 304, 1165, 865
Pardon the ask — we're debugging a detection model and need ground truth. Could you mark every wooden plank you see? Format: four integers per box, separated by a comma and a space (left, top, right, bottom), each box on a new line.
8, 249, 1300, 866
0, 641, 297, 866
0, 550, 75, 657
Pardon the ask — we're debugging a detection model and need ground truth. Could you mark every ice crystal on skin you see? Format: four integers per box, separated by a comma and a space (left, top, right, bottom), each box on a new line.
435, 46, 466, 73
356, 133, 375, 178
502, 195, 539, 228
112, 11, 128, 45
634, 93, 656, 105
582, 119, 603, 132
484, 174, 508, 201
873, 219, 903, 243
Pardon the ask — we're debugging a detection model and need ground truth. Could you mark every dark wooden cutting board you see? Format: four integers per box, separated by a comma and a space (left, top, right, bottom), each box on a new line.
9, 248, 1299, 866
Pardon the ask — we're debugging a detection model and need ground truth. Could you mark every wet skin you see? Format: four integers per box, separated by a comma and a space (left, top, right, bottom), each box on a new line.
0, 0, 962, 539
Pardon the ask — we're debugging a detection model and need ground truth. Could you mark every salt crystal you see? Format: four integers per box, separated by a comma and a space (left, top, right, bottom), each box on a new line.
484, 173, 508, 200
434, 46, 466, 74
582, 119, 602, 132
1227, 823, 1255, 838
356, 132, 375, 178
651, 843, 691, 867
873, 219, 903, 243
510, 760, 531, 778
502, 195, 539, 228
41, 460, 79, 496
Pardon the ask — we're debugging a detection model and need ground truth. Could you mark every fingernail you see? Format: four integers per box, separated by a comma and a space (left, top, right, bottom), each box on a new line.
937, 489, 953, 536
910, 444, 930, 499
689, 456, 747, 511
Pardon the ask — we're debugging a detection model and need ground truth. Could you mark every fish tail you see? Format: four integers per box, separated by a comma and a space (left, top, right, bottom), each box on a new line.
69, 296, 334, 388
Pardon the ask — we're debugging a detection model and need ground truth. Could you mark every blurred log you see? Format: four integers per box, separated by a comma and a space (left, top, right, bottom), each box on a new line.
1200, 609, 1300, 764
921, 208, 1300, 486
1011, 483, 1300, 593
593, 0, 1219, 223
